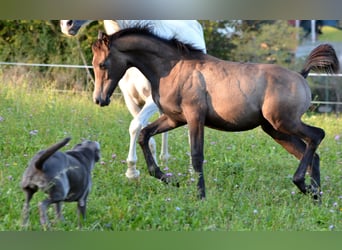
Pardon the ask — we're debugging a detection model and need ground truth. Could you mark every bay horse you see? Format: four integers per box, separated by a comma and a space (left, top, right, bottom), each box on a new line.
92, 27, 339, 200
60, 20, 206, 179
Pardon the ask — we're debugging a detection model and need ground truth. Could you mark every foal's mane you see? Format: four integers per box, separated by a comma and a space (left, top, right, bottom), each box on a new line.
108, 25, 204, 54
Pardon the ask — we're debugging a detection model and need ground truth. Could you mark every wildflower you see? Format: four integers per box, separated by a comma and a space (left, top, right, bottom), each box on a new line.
165, 197, 171, 202
163, 167, 169, 171
177, 172, 183, 176
329, 225, 335, 230
175, 206, 181, 211
0, 116, 4, 122
190, 178, 195, 182
166, 172, 173, 177
253, 209, 258, 214
100, 161, 106, 165
291, 191, 296, 195
333, 202, 338, 207
29, 129, 38, 136
111, 154, 117, 159
334, 135, 340, 141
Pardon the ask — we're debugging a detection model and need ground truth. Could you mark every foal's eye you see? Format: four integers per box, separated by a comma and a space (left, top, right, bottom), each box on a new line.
99, 63, 106, 70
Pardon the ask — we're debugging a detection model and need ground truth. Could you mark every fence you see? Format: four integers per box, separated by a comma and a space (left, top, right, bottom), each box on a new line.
1, 61, 342, 113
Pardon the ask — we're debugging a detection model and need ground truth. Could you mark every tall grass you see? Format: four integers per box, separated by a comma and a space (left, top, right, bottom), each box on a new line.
0, 83, 341, 231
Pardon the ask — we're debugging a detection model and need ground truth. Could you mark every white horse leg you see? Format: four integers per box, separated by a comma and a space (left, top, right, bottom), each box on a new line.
126, 118, 141, 179
159, 122, 170, 167
148, 136, 158, 164
125, 97, 160, 179
126, 117, 158, 178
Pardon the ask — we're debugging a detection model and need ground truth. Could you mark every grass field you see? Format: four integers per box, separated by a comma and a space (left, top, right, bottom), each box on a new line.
0, 82, 341, 231
319, 26, 342, 42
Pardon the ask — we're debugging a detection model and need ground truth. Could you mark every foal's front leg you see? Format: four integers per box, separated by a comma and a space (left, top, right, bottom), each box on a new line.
187, 120, 206, 199
139, 115, 182, 182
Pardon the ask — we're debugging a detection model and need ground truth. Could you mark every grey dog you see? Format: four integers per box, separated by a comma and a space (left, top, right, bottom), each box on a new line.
21, 137, 100, 228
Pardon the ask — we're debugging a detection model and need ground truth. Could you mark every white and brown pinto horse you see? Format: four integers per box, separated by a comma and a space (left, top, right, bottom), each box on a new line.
92, 27, 339, 200
60, 20, 206, 179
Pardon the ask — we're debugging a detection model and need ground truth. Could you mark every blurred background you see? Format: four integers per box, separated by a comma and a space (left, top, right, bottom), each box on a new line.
0, 20, 341, 113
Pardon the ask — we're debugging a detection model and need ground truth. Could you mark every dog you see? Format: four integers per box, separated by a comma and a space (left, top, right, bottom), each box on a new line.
21, 137, 100, 228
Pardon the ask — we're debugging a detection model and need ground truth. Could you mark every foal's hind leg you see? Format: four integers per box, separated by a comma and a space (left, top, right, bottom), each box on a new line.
261, 121, 324, 199
292, 123, 324, 198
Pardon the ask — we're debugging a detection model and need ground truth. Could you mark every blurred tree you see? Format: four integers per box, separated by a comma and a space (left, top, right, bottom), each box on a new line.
199, 20, 238, 60
0, 20, 299, 90
231, 20, 298, 67
200, 20, 299, 67
0, 20, 101, 90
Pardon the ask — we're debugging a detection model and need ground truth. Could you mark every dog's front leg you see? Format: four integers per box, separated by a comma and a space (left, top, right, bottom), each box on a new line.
39, 199, 52, 229
77, 199, 87, 228
55, 202, 65, 222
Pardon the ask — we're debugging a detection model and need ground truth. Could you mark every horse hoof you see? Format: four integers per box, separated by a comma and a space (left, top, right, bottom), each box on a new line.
161, 175, 180, 187
125, 169, 140, 179
306, 185, 322, 203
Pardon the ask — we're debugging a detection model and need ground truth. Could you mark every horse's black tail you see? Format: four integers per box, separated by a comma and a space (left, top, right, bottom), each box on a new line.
34, 137, 71, 170
300, 44, 340, 78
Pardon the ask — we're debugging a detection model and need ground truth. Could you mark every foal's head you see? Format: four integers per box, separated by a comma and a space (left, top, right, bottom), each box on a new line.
92, 31, 128, 106
91, 27, 204, 107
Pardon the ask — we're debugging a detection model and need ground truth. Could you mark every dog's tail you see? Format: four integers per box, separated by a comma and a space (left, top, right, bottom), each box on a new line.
34, 137, 71, 170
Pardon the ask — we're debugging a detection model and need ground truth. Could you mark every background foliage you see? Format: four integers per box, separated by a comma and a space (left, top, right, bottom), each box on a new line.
0, 20, 299, 90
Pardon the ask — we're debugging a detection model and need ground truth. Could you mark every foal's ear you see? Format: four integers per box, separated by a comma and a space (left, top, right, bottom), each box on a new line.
98, 30, 105, 39
98, 30, 110, 47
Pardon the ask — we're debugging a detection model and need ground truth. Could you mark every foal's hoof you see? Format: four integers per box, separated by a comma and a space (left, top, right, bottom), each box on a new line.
306, 185, 322, 203
125, 169, 140, 180
161, 175, 180, 188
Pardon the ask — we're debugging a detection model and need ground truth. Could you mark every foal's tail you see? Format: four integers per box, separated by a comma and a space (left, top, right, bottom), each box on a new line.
300, 44, 340, 78
34, 137, 71, 170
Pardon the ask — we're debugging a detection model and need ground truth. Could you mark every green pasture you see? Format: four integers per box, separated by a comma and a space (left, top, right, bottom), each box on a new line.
319, 26, 342, 42
0, 82, 341, 231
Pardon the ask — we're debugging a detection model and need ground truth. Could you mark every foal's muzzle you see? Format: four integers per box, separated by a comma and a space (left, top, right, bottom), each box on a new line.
94, 96, 111, 107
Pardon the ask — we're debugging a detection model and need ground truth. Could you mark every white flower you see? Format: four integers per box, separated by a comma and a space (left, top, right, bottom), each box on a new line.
29, 129, 38, 136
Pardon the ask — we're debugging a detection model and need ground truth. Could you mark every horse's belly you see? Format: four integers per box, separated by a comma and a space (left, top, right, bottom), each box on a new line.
205, 106, 262, 131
